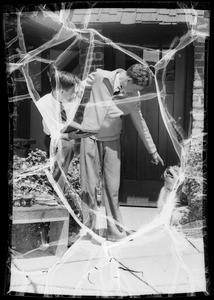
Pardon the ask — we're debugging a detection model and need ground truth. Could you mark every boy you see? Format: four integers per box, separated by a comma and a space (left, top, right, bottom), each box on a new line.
80, 64, 164, 242
36, 69, 91, 190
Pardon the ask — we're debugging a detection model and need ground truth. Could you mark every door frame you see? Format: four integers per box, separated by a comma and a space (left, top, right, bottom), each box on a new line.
103, 23, 194, 205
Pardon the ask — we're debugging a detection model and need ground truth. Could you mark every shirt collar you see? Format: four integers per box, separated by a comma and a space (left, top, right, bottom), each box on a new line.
113, 73, 121, 92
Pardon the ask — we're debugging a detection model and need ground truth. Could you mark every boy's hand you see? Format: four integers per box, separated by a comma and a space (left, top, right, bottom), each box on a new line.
151, 151, 164, 166
68, 130, 94, 140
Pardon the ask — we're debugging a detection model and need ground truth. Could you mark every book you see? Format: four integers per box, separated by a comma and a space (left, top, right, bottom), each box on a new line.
60, 120, 98, 134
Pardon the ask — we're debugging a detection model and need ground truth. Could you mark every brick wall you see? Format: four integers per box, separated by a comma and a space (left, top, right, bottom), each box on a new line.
76, 21, 208, 139
187, 31, 208, 211
74, 24, 104, 125
79, 23, 104, 77
191, 39, 206, 137
74, 24, 104, 151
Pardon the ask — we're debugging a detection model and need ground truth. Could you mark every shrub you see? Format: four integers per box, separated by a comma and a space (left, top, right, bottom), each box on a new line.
180, 136, 206, 224
11, 149, 84, 249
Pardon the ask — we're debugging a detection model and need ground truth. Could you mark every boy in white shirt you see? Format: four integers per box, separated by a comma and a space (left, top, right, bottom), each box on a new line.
36, 70, 91, 190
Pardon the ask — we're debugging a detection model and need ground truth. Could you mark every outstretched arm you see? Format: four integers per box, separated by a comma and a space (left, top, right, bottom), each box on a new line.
151, 151, 164, 166
130, 99, 164, 166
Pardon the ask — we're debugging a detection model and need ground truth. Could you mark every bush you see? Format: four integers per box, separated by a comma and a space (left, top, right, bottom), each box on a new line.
12, 149, 84, 246
67, 155, 81, 196
12, 149, 55, 198
180, 136, 206, 224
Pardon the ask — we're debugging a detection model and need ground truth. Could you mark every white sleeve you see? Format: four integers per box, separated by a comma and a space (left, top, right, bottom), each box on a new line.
130, 99, 157, 154
36, 99, 64, 139
81, 71, 96, 88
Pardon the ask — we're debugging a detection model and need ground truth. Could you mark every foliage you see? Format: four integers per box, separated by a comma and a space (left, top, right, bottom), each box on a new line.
64, 184, 83, 233
12, 149, 82, 199
12, 149, 54, 198
12, 149, 84, 250
65, 155, 83, 226
12, 149, 83, 222
180, 137, 206, 223
67, 155, 81, 196
187, 195, 205, 222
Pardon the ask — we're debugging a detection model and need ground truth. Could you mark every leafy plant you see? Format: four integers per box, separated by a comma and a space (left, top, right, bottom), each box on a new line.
12, 149, 83, 203
12, 149, 54, 198
11, 149, 84, 252
180, 137, 206, 224
67, 155, 81, 196
65, 155, 83, 226
12, 149, 83, 219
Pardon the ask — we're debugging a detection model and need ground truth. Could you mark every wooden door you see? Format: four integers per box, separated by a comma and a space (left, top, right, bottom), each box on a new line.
103, 25, 193, 205
118, 46, 192, 205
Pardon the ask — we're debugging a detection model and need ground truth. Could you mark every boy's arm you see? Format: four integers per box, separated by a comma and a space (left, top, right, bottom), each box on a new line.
36, 100, 64, 140
130, 100, 164, 165
81, 71, 96, 88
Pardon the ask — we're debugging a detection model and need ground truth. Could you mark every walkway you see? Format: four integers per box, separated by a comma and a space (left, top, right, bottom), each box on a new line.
9, 206, 207, 296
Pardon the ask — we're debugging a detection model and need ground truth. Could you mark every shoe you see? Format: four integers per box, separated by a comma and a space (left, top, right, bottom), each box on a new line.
106, 234, 127, 242
90, 237, 102, 245
127, 230, 136, 235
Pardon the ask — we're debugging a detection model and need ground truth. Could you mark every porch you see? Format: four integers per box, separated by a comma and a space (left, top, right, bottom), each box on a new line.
8, 205, 207, 297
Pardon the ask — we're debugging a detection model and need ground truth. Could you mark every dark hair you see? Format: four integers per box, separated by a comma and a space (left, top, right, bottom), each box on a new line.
50, 70, 80, 91
126, 64, 153, 87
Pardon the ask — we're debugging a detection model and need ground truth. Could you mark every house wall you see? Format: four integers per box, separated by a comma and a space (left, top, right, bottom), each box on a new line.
74, 36, 204, 140
192, 39, 206, 136
30, 100, 45, 151
29, 21, 208, 153
189, 37, 207, 201
75, 24, 104, 125
78, 23, 207, 137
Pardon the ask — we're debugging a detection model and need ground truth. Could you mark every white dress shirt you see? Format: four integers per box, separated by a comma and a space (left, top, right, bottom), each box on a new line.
36, 93, 79, 139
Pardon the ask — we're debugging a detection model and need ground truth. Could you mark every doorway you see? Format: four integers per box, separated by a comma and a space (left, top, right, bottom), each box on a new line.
103, 24, 193, 205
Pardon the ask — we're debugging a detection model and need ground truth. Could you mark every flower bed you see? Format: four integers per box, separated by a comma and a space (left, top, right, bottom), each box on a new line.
11, 148, 83, 253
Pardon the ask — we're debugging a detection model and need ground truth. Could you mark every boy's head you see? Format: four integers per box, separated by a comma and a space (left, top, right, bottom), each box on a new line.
121, 63, 153, 94
127, 64, 153, 87
50, 71, 79, 91
50, 70, 80, 102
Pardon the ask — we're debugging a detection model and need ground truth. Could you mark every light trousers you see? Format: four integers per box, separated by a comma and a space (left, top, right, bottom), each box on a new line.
52, 138, 75, 191
80, 137, 126, 238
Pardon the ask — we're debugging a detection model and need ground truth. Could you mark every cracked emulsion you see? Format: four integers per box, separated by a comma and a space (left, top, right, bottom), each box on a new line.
5, 4, 209, 297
